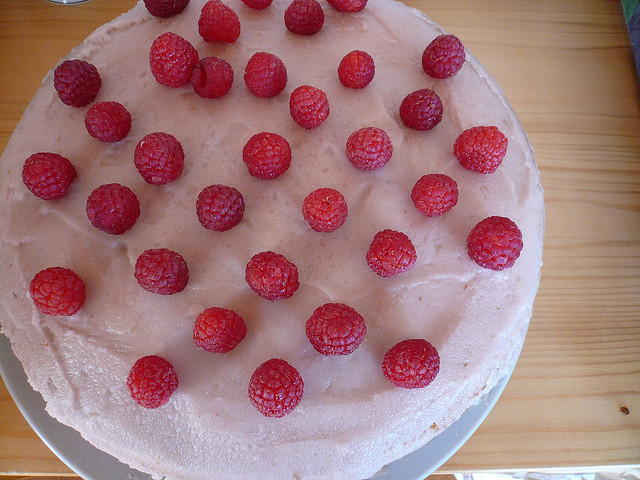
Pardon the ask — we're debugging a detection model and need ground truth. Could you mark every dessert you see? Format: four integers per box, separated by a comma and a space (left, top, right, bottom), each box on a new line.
0, 0, 544, 479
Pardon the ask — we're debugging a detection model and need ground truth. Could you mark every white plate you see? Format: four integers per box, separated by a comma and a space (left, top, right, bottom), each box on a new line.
0, 331, 511, 480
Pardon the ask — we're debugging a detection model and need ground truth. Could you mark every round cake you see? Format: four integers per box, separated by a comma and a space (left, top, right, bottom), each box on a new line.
0, 0, 544, 479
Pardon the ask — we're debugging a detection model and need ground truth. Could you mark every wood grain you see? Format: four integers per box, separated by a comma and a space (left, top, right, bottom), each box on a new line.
0, 0, 639, 476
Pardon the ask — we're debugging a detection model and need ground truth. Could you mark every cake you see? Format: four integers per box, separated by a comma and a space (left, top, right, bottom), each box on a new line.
0, 0, 544, 479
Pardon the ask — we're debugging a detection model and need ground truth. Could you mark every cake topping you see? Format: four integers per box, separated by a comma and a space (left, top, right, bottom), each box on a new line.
248, 358, 304, 417
22, 152, 77, 200
198, 0, 241, 43
134, 132, 185, 185
289, 85, 330, 129
399, 88, 443, 131
127, 355, 179, 409
467, 216, 523, 270
196, 184, 245, 231
454, 125, 508, 174
411, 173, 459, 217
29, 267, 86, 317
143, 0, 190, 18
245, 251, 300, 301
421, 34, 466, 79
53, 59, 102, 108
86, 183, 140, 235
191, 56, 235, 98
366, 229, 417, 277
326, 0, 367, 12
193, 307, 247, 353
382, 339, 440, 389
302, 187, 348, 232
244, 52, 288, 98
284, 0, 325, 35
84, 101, 132, 143
338, 50, 375, 89
242, 132, 292, 179
346, 126, 393, 171
305, 303, 367, 355
134, 248, 190, 295
149, 32, 199, 88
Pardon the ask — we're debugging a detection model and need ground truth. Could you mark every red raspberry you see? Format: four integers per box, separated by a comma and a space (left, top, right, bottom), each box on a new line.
134, 132, 184, 185
193, 307, 247, 353
467, 216, 523, 271
240, 0, 273, 9
127, 355, 179, 409
86, 183, 140, 235
53, 59, 101, 108
289, 85, 329, 129
302, 187, 348, 232
411, 173, 458, 217
367, 229, 417, 278
149, 32, 199, 88
242, 132, 292, 179
399, 88, 443, 131
422, 34, 466, 79
305, 303, 366, 355
327, 0, 367, 11
382, 339, 440, 389
284, 0, 324, 35
245, 251, 299, 301
248, 358, 303, 417
143, 0, 190, 17
196, 184, 245, 231
244, 52, 287, 98
338, 50, 375, 89
29, 267, 86, 316
191, 56, 234, 98
85, 101, 131, 142
454, 125, 508, 174
346, 126, 392, 171
198, 0, 241, 43
22, 152, 77, 200
134, 248, 189, 295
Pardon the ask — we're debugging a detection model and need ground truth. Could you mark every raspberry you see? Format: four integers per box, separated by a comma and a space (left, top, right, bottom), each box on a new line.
240, 0, 273, 9
411, 173, 458, 217
244, 52, 287, 98
86, 183, 140, 235
382, 339, 440, 389
193, 307, 247, 353
242, 132, 292, 179
85, 101, 131, 143
422, 34, 466, 79
399, 88, 443, 131
454, 125, 508, 174
245, 251, 299, 301
302, 187, 348, 232
346, 126, 392, 171
338, 50, 375, 89
327, 0, 367, 11
198, 0, 241, 43
53, 59, 101, 108
29, 267, 86, 316
284, 0, 324, 35
127, 355, 179, 409
144, 0, 190, 17
149, 32, 199, 88
134, 132, 184, 185
191, 56, 234, 98
196, 184, 245, 231
248, 358, 303, 417
366, 229, 417, 278
134, 248, 189, 295
305, 303, 366, 355
467, 216, 523, 271
22, 152, 77, 200
289, 85, 329, 129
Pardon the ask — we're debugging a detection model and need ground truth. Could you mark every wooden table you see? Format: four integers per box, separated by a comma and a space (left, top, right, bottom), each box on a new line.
1, 0, 639, 477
